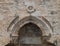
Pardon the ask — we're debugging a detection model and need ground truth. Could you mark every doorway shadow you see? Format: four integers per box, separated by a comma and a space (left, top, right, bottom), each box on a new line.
5, 43, 15, 46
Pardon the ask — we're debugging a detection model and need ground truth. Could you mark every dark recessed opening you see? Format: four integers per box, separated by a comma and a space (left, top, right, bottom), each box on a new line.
18, 23, 42, 46
18, 23, 42, 37
5, 43, 15, 46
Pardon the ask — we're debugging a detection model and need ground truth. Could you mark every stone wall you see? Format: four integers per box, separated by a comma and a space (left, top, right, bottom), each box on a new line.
0, 0, 59, 46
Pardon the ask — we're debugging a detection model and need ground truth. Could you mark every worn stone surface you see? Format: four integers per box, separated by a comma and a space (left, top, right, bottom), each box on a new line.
0, 0, 59, 46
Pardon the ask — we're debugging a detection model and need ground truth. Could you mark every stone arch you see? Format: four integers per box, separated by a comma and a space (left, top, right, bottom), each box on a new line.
7, 16, 53, 45
8, 16, 52, 36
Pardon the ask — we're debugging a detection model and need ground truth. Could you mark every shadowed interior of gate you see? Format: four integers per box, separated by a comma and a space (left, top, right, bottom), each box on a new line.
18, 23, 42, 45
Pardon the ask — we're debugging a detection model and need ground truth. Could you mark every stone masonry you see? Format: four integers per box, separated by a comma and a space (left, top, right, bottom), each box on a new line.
0, 0, 60, 46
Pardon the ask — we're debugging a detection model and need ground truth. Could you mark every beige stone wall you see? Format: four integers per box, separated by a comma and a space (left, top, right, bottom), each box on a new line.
0, 0, 59, 46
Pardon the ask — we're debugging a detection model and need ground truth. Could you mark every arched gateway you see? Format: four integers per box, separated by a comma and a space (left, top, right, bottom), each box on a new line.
7, 16, 55, 46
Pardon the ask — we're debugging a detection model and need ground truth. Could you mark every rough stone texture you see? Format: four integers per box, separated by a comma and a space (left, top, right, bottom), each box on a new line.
0, 0, 59, 46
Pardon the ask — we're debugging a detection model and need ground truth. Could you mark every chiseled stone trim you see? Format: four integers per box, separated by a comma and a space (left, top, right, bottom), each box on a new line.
7, 16, 53, 44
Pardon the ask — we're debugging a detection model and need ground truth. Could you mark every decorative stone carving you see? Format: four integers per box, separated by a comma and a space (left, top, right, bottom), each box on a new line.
7, 16, 54, 46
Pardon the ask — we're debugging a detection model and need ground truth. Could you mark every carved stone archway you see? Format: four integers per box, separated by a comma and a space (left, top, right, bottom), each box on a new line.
7, 16, 54, 46
8, 16, 53, 36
